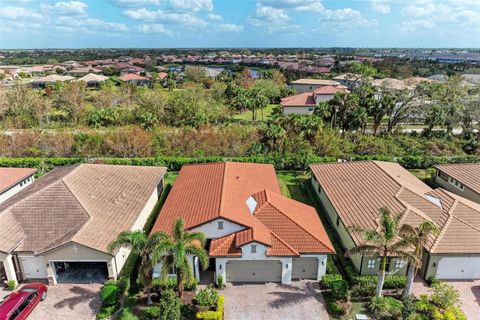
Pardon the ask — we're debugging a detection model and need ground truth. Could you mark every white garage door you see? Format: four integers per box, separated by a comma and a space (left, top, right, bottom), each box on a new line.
437, 257, 480, 279
19, 256, 48, 279
226, 260, 282, 283
292, 257, 318, 280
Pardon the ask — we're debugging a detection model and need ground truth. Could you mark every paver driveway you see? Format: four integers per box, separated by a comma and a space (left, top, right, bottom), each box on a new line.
413, 276, 480, 320
223, 281, 329, 320
29, 283, 102, 320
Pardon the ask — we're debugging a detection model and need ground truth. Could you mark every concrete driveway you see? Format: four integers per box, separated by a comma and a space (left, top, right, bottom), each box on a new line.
29, 283, 102, 320
223, 281, 329, 320
413, 277, 480, 320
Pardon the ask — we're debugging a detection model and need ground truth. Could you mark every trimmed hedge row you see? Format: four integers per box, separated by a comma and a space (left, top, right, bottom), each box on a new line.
1, 154, 479, 172
196, 295, 224, 320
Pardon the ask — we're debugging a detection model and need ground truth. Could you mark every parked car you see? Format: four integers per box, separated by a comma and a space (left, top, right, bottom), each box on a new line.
0, 283, 47, 320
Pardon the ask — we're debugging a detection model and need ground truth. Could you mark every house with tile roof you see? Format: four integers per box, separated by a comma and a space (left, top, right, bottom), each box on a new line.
151, 162, 334, 285
310, 161, 480, 280
0, 168, 36, 204
119, 73, 150, 86
280, 85, 348, 115
0, 164, 166, 286
291, 78, 341, 93
434, 163, 480, 204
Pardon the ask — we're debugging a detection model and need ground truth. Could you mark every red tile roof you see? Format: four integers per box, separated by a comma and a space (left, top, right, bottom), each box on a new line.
280, 92, 316, 107
313, 85, 347, 95
153, 162, 335, 257
435, 163, 480, 195
0, 168, 36, 194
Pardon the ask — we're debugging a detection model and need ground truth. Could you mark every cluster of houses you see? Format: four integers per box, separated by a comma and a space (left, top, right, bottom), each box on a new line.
1, 160, 479, 288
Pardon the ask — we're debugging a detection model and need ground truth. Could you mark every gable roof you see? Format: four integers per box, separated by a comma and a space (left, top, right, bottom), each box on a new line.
313, 85, 347, 95
153, 162, 335, 257
0, 164, 166, 254
0, 168, 36, 194
291, 79, 340, 86
280, 92, 316, 107
310, 161, 480, 254
119, 73, 150, 81
77, 73, 109, 83
435, 163, 480, 196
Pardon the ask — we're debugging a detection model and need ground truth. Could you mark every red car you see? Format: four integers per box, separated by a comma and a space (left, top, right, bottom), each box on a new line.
0, 283, 47, 320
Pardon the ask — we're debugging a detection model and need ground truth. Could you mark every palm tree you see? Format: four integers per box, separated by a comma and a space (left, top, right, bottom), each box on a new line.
151, 218, 209, 298
400, 221, 439, 300
108, 230, 163, 305
346, 207, 415, 298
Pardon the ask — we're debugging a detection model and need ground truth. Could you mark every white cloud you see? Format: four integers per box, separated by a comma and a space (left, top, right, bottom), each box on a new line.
41, 1, 87, 15
123, 8, 208, 27
260, 0, 324, 12
371, 0, 390, 13
169, 0, 213, 12
400, 20, 434, 32
208, 13, 223, 21
55, 16, 128, 33
111, 0, 161, 7
137, 23, 172, 35
0, 6, 42, 20
218, 23, 244, 33
248, 4, 292, 32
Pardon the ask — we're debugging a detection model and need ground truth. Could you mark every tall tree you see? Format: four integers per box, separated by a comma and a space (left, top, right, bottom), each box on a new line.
151, 218, 209, 298
347, 208, 415, 298
400, 221, 439, 300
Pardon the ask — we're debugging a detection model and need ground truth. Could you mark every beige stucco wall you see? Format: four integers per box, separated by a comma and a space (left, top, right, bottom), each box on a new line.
292, 83, 321, 93
435, 173, 480, 204
283, 106, 315, 115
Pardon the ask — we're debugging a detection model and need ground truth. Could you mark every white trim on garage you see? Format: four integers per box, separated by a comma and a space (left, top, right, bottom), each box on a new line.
437, 257, 480, 279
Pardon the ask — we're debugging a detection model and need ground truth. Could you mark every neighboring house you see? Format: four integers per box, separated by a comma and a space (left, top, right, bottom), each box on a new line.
291, 79, 341, 93
77, 73, 109, 87
311, 161, 480, 280
151, 162, 334, 285
332, 73, 363, 90
280, 85, 348, 115
119, 73, 150, 86
0, 168, 36, 204
30, 75, 75, 88
0, 66, 20, 78
435, 163, 480, 204
0, 164, 166, 285
67, 67, 102, 77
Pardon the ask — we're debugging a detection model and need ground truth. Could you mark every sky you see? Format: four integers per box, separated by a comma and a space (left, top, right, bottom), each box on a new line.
1, 0, 480, 49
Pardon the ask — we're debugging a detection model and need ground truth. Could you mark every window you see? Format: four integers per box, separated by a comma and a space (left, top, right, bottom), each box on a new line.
439, 171, 449, 181
307, 107, 314, 112
385, 259, 391, 271
251, 244, 257, 253
336, 217, 340, 227
367, 259, 376, 269
448, 177, 464, 191
394, 259, 404, 269
217, 221, 224, 230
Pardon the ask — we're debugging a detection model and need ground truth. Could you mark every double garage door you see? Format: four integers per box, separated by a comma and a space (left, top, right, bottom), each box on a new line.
226, 260, 282, 283
437, 257, 480, 279
225, 258, 319, 283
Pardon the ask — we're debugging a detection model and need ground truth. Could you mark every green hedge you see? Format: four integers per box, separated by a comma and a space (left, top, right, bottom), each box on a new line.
196, 295, 224, 320
1, 155, 478, 173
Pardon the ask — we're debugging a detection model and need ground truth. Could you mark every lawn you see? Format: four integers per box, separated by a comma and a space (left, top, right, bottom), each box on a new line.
232, 104, 278, 121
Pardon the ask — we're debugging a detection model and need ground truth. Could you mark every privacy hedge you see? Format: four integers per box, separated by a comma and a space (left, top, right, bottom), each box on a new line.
0, 154, 479, 172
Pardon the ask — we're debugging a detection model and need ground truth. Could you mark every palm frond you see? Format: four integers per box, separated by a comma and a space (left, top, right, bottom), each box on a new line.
185, 244, 210, 270
184, 231, 207, 247
173, 218, 185, 242
346, 244, 380, 257
107, 230, 147, 253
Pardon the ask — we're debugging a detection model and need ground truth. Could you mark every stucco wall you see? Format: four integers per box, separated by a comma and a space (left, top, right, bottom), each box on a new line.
435, 174, 480, 204
314, 94, 335, 103
292, 83, 321, 93
0, 175, 35, 204
190, 218, 245, 239
283, 106, 315, 115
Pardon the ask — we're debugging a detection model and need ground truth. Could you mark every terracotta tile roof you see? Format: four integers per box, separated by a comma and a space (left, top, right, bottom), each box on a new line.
280, 92, 316, 107
313, 85, 347, 95
119, 73, 150, 81
0, 164, 166, 254
310, 161, 480, 254
435, 163, 480, 196
291, 79, 340, 86
154, 162, 334, 257
0, 168, 36, 194
152, 162, 281, 233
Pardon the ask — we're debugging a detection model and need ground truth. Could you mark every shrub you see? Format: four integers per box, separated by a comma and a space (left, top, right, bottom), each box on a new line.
196, 295, 224, 320
350, 283, 376, 298
96, 305, 117, 320
216, 275, 224, 290
100, 282, 121, 306
427, 276, 441, 287
6, 280, 16, 291
158, 289, 181, 320
402, 297, 419, 318
195, 286, 219, 309
330, 279, 349, 301
181, 304, 197, 320
320, 274, 343, 289
369, 297, 404, 320
140, 306, 160, 319
326, 300, 345, 316
430, 282, 460, 309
